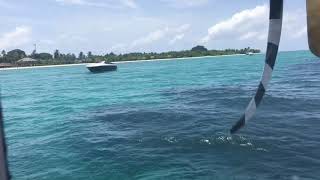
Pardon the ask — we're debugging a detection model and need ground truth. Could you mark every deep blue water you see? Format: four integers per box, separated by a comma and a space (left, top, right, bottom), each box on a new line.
1, 51, 320, 180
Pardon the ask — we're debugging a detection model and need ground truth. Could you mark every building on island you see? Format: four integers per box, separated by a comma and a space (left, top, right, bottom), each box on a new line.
0, 63, 14, 68
17, 58, 38, 66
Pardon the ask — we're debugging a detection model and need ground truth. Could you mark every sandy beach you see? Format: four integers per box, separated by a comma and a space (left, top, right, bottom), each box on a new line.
0, 54, 249, 71
113, 54, 247, 64
0, 63, 87, 71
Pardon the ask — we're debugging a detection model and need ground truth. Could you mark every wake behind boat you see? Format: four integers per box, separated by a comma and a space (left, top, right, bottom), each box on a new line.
86, 61, 117, 73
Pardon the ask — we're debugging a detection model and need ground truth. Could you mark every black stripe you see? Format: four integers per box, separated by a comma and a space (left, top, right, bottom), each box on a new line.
230, 115, 246, 134
270, 0, 283, 19
230, 0, 283, 134
254, 82, 266, 107
265, 42, 279, 69
0, 95, 10, 180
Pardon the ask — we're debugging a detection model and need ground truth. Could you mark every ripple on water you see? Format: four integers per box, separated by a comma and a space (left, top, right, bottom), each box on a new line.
161, 135, 268, 152
1, 51, 320, 179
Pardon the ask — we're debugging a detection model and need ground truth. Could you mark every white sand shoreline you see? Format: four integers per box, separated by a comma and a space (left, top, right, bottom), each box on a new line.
0, 53, 249, 71
112, 54, 246, 64
0, 63, 87, 71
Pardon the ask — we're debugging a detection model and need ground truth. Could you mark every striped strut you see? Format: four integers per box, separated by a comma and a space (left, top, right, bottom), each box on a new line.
230, 0, 284, 134
0, 95, 10, 180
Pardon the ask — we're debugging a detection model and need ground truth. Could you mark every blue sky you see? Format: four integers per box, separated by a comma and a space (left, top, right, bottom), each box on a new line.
0, 0, 308, 55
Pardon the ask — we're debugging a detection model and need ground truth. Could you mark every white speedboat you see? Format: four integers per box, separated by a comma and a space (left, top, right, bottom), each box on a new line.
246, 52, 254, 56
86, 61, 117, 73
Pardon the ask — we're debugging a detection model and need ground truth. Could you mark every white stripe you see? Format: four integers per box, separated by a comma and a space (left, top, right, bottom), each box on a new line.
268, 19, 282, 45
261, 64, 273, 89
245, 98, 256, 122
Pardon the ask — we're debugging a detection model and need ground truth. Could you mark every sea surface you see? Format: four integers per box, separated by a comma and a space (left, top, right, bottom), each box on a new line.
1, 51, 320, 180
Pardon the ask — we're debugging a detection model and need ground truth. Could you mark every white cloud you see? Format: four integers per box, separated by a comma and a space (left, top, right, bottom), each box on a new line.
55, 0, 137, 9
292, 27, 307, 39
201, 4, 308, 48
257, 33, 267, 41
132, 24, 191, 47
283, 9, 307, 39
109, 24, 191, 52
238, 31, 260, 41
131, 24, 190, 47
131, 27, 170, 47
201, 5, 269, 43
161, 0, 208, 8
175, 24, 191, 33
169, 33, 185, 45
121, 0, 137, 9
0, 26, 32, 50
109, 43, 127, 52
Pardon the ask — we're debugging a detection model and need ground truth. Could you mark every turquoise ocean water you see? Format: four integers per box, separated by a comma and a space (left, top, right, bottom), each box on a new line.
1, 51, 320, 179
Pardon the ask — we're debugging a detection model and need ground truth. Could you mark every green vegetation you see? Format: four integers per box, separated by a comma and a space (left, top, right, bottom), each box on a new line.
0, 46, 260, 67
3, 49, 26, 63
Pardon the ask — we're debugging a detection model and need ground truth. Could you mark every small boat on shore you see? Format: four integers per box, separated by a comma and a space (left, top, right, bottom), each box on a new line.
86, 61, 117, 73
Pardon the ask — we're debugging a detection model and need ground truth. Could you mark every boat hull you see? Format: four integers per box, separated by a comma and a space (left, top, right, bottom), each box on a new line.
87, 64, 117, 73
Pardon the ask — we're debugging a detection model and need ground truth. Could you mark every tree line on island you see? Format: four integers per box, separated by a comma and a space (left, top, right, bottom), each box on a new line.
0, 46, 260, 67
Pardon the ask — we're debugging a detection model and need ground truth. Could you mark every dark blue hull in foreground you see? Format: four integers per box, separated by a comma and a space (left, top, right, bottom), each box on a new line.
86, 63, 117, 73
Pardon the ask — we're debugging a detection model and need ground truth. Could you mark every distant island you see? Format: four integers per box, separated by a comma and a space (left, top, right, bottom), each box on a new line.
0, 46, 260, 68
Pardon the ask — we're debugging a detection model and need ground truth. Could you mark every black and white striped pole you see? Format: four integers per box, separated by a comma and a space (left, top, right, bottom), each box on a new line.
0, 95, 10, 180
230, 0, 284, 134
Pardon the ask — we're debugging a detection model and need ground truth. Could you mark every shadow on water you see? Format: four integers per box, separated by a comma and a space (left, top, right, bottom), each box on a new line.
64, 84, 320, 179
